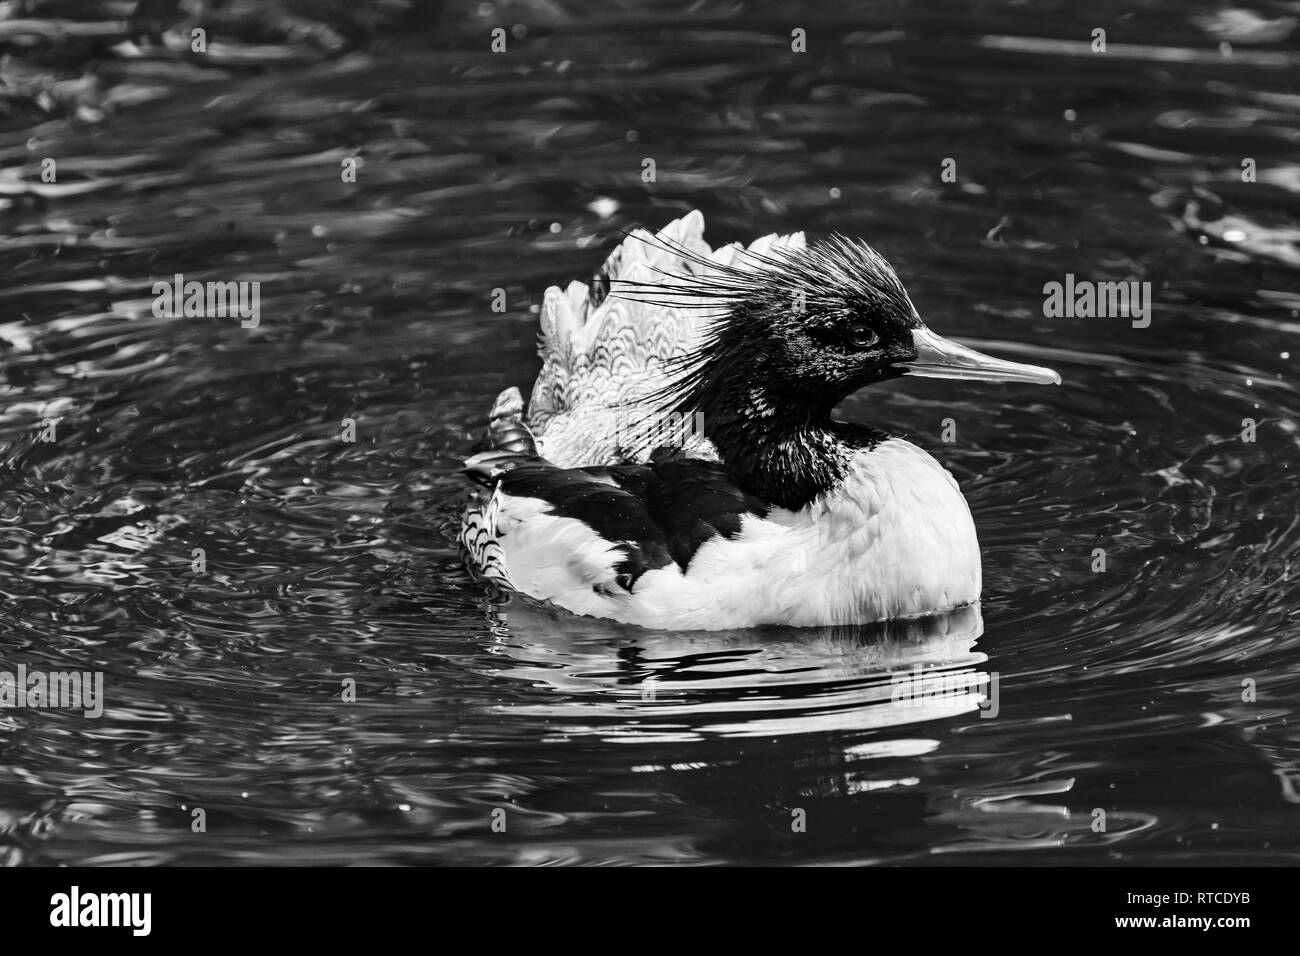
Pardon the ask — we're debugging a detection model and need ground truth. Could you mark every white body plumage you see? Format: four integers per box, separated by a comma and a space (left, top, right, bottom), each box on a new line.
465, 438, 980, 630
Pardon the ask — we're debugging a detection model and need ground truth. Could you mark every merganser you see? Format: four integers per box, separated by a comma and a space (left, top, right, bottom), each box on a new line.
459, 210, 1059, 631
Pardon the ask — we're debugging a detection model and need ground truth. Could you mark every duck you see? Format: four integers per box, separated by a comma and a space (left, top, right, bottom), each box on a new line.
459, 210, 1059, 631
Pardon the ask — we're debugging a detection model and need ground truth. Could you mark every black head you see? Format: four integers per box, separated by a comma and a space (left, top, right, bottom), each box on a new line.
620, 235, 1056, 422
684, 237, 926, 416
612, 230, 1058, 506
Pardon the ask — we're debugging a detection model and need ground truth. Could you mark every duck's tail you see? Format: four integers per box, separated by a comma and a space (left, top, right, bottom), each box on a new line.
479, 209, 806, 469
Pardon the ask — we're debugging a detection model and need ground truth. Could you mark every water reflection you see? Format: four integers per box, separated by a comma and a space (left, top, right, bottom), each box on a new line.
482, 602, 992, 737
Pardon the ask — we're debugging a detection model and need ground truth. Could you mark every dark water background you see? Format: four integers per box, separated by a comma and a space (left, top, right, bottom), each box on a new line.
0, 0, 1298, 865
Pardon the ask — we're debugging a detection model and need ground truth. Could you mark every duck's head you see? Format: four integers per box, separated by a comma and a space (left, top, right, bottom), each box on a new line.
622, 234, 1059, 425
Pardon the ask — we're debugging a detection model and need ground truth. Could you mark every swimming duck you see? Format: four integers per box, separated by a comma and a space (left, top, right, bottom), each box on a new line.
460, 210, 1058, 630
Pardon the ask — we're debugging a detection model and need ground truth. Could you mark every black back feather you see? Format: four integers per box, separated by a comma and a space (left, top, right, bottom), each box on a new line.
494, 458, 771, 588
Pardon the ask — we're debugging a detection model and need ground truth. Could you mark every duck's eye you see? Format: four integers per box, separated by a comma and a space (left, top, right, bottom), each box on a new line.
849, 324, 880, 349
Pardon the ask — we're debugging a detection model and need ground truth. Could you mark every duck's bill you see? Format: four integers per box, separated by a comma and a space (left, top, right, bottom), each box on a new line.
898, 328, 1061, 385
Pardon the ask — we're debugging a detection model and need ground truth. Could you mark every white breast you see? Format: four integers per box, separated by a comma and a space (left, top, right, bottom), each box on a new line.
622, 438, 981, 629
475, 438, 982, 631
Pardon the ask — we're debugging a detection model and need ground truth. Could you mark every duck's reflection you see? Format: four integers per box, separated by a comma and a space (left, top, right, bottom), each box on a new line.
462, 599, 1127, 863
479, 599, 994, 738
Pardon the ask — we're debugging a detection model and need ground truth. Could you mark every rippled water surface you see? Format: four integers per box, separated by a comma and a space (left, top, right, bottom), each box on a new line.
1, 0, 1299, 865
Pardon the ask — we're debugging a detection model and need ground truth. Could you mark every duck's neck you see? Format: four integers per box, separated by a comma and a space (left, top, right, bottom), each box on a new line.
698, 388, 887, 510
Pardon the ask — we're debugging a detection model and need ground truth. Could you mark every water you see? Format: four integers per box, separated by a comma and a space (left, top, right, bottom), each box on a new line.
1, 0, 1298, 865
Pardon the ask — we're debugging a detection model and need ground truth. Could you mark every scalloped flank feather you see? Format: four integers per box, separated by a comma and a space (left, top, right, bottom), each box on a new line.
519, 209, 806, 467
